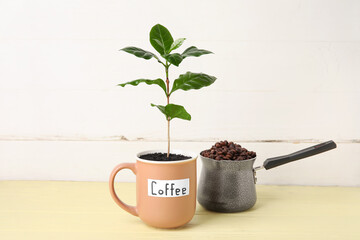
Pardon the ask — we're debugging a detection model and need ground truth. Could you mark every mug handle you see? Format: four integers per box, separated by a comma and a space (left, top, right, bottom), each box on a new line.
109, 163, 138, 216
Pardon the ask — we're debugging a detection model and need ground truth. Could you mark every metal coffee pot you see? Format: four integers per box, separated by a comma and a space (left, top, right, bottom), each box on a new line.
197, 141, 336, 212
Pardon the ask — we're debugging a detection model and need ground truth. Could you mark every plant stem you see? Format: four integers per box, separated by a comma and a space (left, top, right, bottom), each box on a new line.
165, 64, 170, 158
167, 119, 170, 158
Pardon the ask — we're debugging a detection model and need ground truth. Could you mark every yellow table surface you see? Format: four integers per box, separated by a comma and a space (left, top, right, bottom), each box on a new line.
1, 181, 359, 240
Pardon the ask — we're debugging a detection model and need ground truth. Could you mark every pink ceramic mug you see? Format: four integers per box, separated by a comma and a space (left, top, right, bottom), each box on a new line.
109, 150, 197, 228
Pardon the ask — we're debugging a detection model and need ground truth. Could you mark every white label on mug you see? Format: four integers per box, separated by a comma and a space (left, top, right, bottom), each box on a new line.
148, 178, 189, 197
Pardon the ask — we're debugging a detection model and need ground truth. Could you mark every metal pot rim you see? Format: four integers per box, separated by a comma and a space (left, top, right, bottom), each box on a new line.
199, 154, 256, 163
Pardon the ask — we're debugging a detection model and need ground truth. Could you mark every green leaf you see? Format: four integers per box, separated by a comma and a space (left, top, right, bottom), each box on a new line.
170, 72, 217, 94
120, 47, 160, 61
118, 79, 167, 95
165, 104, 191, 120
149, 24, 174, 55
170, 38, 186, 52
163, 53, 183, 67
150, 103, 166, 115
151, 103, 191, 121
182, 46, 213, 58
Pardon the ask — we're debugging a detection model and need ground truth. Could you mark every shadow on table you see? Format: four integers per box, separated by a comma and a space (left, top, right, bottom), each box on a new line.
177, 189, 280, 229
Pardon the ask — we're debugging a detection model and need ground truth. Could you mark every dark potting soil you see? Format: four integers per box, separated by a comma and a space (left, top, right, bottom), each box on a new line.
201, 140, 256, 161
140, 152, 191, 161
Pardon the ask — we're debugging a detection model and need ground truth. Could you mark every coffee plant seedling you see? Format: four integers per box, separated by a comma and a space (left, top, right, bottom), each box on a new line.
119, 24, 216, 158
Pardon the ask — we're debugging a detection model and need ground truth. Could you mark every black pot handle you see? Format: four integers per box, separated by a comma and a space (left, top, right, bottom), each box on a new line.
263, 140, 337, 170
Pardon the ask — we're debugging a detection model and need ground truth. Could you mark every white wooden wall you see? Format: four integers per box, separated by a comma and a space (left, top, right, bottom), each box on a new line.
0, 0, 359, 186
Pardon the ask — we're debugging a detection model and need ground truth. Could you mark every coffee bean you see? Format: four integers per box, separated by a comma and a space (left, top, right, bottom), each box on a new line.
200, 140, 256, 161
